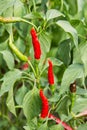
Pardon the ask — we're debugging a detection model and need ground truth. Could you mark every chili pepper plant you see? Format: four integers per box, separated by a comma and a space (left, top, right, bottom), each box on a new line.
0, 0, 87, 130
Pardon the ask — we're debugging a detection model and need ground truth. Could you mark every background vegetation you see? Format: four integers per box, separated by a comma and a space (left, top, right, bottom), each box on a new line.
0, 0, 87, 130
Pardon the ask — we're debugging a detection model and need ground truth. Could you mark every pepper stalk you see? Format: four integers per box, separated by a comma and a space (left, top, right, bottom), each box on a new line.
70, 81, 76, 112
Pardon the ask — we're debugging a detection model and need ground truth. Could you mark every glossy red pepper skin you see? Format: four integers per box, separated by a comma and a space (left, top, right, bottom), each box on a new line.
30, 28, 41, 60
39, 89, 49, 118
48, 60, 54, 85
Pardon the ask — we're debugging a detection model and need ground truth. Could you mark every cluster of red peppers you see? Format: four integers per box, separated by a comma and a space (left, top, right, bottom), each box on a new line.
8, 22, 74, 129
30, 28, 54, 85
30, 28, 73, 130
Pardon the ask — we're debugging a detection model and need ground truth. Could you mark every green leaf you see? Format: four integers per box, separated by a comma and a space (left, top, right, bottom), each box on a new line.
50, 124, 64, 130
15, 22, 29, 38
6, 87, 16, 116
72, 96, 87, 114
56, 20, 78, 48
2, 6, 13, 34
0, 40, 8, 51
66, 0, 77, 15
38, 123, 49, 130
46, 9, 64, 21
49, 57, 63, 66
56, 39, 71, 66
60, 63, 84, 94
39, 32, 51, 54
24, 118, 37, 130
73, 43, 87, 76
77, 123, 87, 130
9, 126, 18, 130
0, 69, 22, 96
0, 29, 9, 43
23, 88, 41, 121
79, 44, 87, 76
0, 119, 8, 128
14, 0, 26, 17
0, 41, 8, 66
0, 0, 15, 15
0, 50, 14, 70
73, 47, 82, 64
15, 84, 28, 105
23, 125, 31, 130
76, 88, 87, 96
56, 95, 71, 116
15, 37, 25, 53
49, 93, 61, 102
28, 118, 37, 129
84, 3, 87, 23
77, 0, 85, 13
24, 12, 44, 20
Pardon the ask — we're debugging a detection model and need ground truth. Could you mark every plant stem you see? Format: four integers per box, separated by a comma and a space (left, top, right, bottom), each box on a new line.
78, 34, 86, 39
0, 16, 37, 30
28, 60, 37, 77
32, 0, 36, 12
23, 71, 34, 78
60, 0, 63, 12
20, 18, 37, 30
70, 93, 76, 112
22, 76, 34, 82
71, 112, 76, 118
15, 106, 23, 108
55, 95, 68, 110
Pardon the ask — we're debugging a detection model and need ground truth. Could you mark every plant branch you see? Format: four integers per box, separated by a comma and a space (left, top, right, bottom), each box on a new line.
20, 18, 37, 30
28, 60, 37, 77
0, 16, 37, 29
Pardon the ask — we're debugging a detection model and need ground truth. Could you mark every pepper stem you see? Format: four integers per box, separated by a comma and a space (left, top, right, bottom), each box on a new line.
20, 18, 37, 30
28, 60, 36, 77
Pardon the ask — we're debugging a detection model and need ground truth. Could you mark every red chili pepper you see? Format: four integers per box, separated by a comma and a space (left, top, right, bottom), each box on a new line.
48, 114, 73, 130
39, 90, 73, 129
48, 60, 54, 85
39, 89, 49, 118
30, 28, 41, 60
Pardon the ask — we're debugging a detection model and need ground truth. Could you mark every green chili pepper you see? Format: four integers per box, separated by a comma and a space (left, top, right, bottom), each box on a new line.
9, 41, 28, 62
0, 16, 21, 23
70, 93, 76, 110
70, 81, 76, 112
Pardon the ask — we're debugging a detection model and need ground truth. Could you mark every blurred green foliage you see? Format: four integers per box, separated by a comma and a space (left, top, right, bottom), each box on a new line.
0, 0, 87, 129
